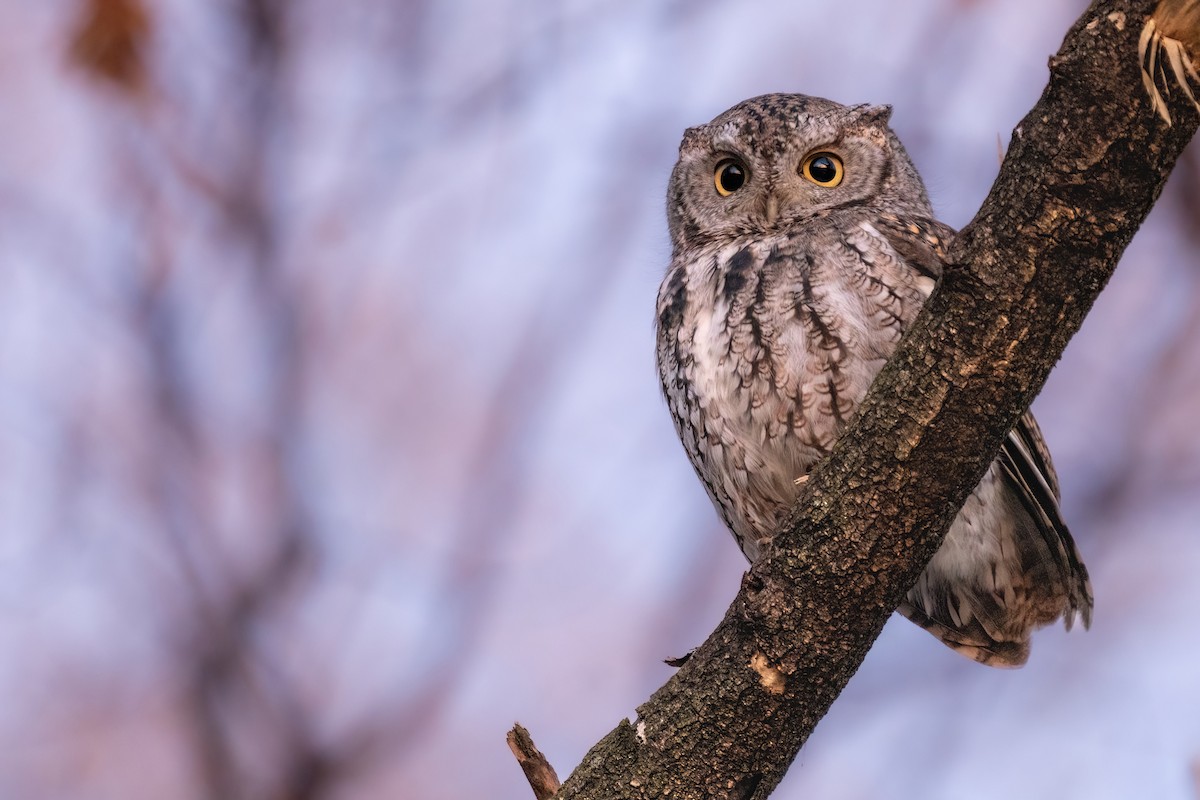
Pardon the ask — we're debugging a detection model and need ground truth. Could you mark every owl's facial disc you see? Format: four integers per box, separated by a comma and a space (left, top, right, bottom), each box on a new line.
666, 94, 933, 254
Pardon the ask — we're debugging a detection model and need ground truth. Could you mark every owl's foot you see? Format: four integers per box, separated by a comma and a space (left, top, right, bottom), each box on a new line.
793, 474, 809, 487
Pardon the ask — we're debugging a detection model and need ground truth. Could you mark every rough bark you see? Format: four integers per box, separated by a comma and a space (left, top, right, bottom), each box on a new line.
514, 1, 1199, 798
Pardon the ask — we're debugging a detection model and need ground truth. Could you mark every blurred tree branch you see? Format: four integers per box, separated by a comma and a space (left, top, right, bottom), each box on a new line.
513, 1, 1199, 798
68, 0, 636, 795
76, 1, 347, 797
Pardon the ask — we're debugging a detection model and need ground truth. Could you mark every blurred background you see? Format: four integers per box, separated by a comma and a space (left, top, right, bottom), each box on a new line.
1, 0, 1198, 798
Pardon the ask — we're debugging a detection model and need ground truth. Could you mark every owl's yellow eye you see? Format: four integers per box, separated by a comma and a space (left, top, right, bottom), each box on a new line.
714, 159, 746, 196
802, 152, 844, 186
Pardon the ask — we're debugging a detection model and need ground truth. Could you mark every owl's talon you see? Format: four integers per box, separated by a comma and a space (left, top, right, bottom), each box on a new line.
793, 475, 809, 486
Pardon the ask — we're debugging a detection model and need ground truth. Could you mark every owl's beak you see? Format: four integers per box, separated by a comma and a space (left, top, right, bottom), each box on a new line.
761, 193, 780, 225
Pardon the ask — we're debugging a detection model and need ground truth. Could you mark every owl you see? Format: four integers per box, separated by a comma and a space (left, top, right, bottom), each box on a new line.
655, 94, 1092, 667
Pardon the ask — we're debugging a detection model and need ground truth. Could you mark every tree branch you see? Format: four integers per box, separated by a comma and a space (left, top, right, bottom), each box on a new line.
513, 1, 1200, 797
508, 724, 562, 800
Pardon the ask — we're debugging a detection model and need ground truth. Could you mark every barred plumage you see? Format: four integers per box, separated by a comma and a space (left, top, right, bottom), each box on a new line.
656, 94, 1092, 666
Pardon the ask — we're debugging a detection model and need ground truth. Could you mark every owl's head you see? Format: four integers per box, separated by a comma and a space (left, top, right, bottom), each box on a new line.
666, 93, 931, 253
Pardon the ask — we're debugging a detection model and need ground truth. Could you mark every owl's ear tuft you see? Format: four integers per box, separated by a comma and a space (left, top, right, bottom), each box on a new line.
680, 126, 707, 154
854, 104, 893, 126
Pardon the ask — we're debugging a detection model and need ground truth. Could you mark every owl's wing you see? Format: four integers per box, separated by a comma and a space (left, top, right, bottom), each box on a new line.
875, 215, 1094, 665
1008, 411, 1060, 499
897, 416, 1094, 667
873, 213, 954, 284
995, 412, 1093, 628
876, 216, 1072, 565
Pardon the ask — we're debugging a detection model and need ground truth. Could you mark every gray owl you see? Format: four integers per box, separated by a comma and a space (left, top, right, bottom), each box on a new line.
655, 94, 1092, 667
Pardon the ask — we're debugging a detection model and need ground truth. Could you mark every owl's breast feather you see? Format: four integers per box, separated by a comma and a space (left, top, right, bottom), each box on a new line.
662, 225, 931, 544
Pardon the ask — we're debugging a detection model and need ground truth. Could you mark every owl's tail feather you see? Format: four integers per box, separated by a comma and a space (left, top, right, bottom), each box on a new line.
896, 600, 1029, 668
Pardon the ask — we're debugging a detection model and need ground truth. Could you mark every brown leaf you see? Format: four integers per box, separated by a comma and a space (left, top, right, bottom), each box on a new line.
68, 0, 151, 93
